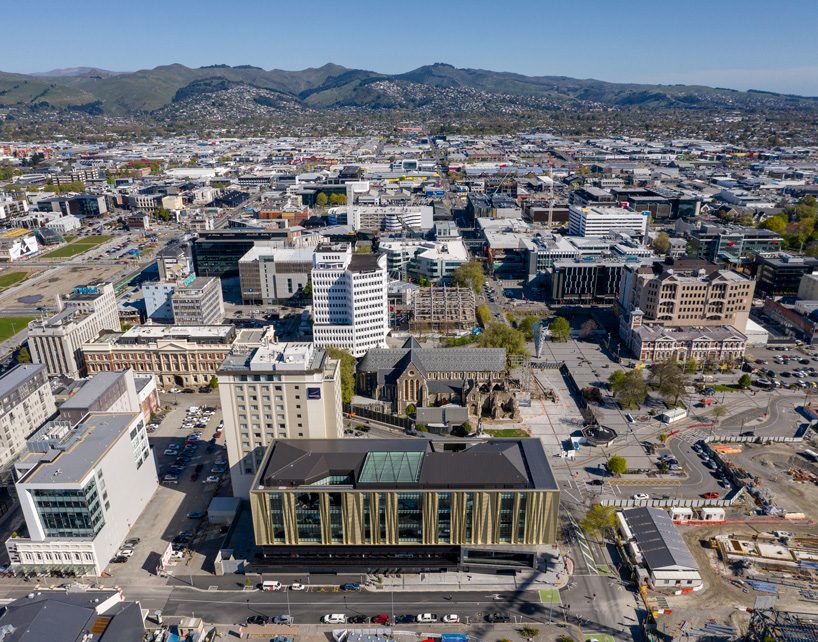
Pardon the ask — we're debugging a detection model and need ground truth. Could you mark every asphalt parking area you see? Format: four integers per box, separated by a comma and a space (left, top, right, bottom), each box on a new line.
102, 392, 226, 583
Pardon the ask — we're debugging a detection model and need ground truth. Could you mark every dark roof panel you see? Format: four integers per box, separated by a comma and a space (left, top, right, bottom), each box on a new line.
256, 438, 557, 491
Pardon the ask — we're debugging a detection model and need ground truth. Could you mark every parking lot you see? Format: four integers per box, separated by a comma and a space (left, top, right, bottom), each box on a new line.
103, 391, 230, 584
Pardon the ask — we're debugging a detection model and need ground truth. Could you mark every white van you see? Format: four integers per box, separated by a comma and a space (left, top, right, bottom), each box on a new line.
322, 614, 346, 624
262, 580, 282, 591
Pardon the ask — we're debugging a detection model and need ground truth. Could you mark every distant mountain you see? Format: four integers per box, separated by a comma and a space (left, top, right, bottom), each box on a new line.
2, 62, 816, 117
31, 67, 125, 78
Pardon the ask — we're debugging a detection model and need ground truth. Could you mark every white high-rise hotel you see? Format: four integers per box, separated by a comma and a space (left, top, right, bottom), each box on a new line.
311, 244, 389, 357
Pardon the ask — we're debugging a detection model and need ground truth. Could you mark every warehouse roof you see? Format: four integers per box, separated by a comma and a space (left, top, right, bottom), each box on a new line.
621, 507, 698, 571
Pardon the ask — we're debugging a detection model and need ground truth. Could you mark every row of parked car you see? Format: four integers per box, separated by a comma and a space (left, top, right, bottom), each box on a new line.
319, 613, 465, 624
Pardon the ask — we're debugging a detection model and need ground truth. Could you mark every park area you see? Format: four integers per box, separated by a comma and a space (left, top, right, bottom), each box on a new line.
0, 271, 28, 291
0, 316, 34, 343
41, 235, 113, 259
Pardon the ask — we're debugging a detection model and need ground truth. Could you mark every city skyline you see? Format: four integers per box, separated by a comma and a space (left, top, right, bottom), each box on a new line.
2, 0, 817, 96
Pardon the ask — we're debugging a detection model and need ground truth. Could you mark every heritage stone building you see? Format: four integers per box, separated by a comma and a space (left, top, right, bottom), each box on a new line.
356, 338, 506, 415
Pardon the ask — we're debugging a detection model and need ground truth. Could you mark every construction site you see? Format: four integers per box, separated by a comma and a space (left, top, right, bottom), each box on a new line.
410, 284, 476, 334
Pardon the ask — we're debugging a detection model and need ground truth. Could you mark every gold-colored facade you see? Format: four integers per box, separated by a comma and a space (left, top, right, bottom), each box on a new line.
250, 488, 559, 548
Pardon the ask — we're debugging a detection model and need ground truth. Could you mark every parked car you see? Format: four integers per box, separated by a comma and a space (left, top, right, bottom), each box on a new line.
273, 615, 294, 625
322, 614, 346, 624
261, 580, 282, 591
203, 475, 221, 484
290, 582, 306, 591
442, 614, 460, 623
340, 582, 361, 591
118, 548, 134, 558
632, 493, 650, 501
247, 615, 269, 626
186, 511, 206, 519
416, 613, 438, 623
484, 612, 510, 623
124, 538, 140, 547
371, 614, 390, 625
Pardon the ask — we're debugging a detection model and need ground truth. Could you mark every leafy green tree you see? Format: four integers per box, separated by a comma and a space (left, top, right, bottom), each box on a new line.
738, 373, 752, 389
607, 455, 628, 476
760, 214, 787, 235
652, 231, 671, 255
301, 279, 312, 297
452, 261, 485, 294
713, 405, 727, 422
329, 193, 346, 205
550, 316, 570, 342
16, 346, 31, 364
649, 358, 687, 406
155, 207, 171, 221
580, 504, 617, 537
406, 403, 416, 416
611, 369, 647, 408
478, 322, 527, 360
684, 357, 698, 374
327, 347, 356, 403
517, 315, 539, 341
209, 375, 219, 390
476, 303, 491, 327
315, 192, 328, 207
608, 370, 625, 389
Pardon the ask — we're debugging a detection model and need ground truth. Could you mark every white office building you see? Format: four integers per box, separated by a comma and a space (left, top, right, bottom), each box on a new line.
345, 205, 433, 232
568, 204, 649, 238
0, 364, 56, 479
6, 412, 157, 576
311, 244, 389, 357
28, 282, 120, 378
217, 332, 344, 498
142, 281, 176, 321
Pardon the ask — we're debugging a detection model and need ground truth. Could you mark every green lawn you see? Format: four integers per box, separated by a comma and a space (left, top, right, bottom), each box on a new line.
484, 428, 529, 437
539, 588, 561, 604
41, 235, 113, 259
0, 271, 28, 290
0, 316, 34, 342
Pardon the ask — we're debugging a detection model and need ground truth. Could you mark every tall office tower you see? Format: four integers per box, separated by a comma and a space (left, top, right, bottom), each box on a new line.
311, 244, 389, 357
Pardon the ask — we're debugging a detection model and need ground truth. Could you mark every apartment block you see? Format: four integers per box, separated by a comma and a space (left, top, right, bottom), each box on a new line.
217, 333, 343, 498
0, 364, 56, 479
28, 283, 120, 378
6, 412, 156, 576
311, 244, 389, 357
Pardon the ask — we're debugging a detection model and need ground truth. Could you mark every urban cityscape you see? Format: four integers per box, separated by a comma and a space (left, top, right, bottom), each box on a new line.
0, 2, 816, 641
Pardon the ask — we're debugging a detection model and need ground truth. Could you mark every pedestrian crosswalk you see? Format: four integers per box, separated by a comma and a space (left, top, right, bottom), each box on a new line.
677, 428, 709, 446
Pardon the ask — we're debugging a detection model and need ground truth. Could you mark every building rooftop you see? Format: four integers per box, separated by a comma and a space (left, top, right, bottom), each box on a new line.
59, 371, 127, 411
116, 324, 235, 343
0, 589, 144, 642
18, 412, 138, 485
0, 364, 46, 400
255, 438, 558, 491
359, 337, 506, 377
621, 507, 698, 571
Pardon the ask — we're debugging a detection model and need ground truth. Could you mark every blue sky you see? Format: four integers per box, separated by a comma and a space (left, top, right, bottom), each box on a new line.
4, 0, 818, 95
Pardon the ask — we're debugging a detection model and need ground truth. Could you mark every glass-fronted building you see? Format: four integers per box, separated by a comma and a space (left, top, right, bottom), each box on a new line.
250, 438, 559, 571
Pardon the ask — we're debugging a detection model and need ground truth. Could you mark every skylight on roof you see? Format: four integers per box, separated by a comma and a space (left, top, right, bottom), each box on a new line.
358, 451, 423, 484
